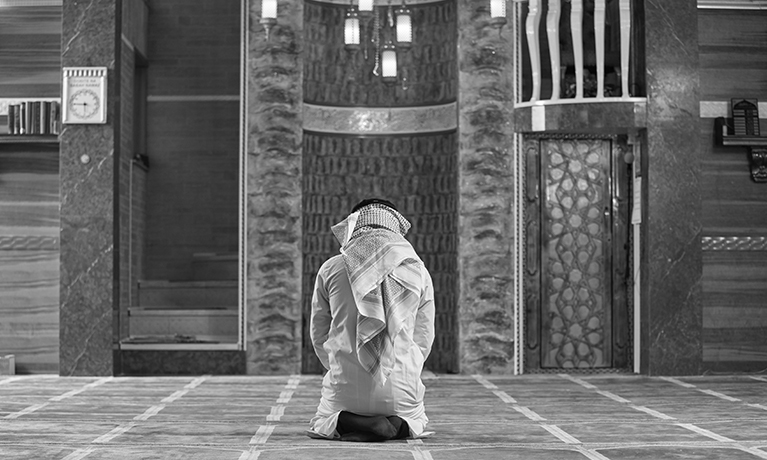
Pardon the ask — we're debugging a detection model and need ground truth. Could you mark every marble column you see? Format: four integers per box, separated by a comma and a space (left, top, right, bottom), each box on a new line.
245, 0, 303, 374
59, 0, 119, 376
457, 0, 516, 373
641, 0, 702, 374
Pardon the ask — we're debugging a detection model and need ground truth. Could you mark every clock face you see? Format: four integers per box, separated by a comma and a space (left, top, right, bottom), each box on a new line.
68, 88, 101, 120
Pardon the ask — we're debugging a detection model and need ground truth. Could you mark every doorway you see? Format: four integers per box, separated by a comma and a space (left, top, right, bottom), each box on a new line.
523, 135, 631, 370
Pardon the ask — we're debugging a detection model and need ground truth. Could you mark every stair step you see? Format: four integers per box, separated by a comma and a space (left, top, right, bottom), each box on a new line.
137, 280, 237, 307
192, 252, 238, 281
128, 307, 238, 337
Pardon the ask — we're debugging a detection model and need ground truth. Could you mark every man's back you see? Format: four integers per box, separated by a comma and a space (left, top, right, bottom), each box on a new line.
307, 199, 436, 441
311, 254, 434, 417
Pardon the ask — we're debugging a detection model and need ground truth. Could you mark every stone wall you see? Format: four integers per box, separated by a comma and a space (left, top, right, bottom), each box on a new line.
457, 0, 516, 373
246, 0, 304, 374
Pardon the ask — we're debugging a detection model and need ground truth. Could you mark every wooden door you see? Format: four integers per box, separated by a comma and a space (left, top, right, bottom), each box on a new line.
524, 135, 630, 370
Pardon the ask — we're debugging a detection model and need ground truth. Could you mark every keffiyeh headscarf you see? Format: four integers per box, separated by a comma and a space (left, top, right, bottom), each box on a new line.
331, 203, 424, 386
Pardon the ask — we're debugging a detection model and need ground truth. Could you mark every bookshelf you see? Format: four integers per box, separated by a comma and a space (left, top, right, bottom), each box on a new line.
0, 135, 59, 144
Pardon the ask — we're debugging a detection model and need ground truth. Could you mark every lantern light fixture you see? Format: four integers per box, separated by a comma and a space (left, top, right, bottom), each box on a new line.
358, 0, 374, 16
394, 2, 412, 49
344, 6, 361, 50
489, 0, 507, 28
381, 41, 397, 84
260, 0, 278, 39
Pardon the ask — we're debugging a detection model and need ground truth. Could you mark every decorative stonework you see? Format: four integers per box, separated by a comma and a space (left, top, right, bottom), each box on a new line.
303, 103, 457, 135
702, 236, 767, 251
457, 0, 516, 374
245, 0, 303, 374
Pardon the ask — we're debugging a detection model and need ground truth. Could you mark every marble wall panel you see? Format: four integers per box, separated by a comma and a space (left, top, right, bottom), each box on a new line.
246, 0, 304, 374
59, 1, 118, 376
640, 0, 702, 375
457, 0, 516, 374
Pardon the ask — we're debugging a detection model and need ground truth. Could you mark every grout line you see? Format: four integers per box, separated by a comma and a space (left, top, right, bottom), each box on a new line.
471, 375, 611, 459
408, 438, 434, 460
660, 376, 767, 407
0, 375, 58, 386
471, 374, 498, 390
50, 378, 113, 402
560, 374, 767, 457
574, 445, 613, 460
541, 424, 581, 444
4, 377, 112, 419
60, 375, 211, 459
676, 423, 734, 443
240, 374, 300, 459
60, 448, 96, 460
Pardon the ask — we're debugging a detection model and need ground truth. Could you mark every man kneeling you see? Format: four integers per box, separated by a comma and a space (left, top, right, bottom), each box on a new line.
307, 199, 435, 442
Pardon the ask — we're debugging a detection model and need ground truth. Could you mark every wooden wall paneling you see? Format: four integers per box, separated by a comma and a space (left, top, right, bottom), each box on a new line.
0, 5, 62, 98
0, 144, 60, 373
702, 251, 767, 366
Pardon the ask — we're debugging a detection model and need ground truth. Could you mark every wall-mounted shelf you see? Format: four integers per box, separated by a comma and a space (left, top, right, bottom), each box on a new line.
714, 117, 767, 183
0, 135, 59, 144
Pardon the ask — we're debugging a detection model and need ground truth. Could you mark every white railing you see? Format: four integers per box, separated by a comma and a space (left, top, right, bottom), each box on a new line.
519, 0, 634, 105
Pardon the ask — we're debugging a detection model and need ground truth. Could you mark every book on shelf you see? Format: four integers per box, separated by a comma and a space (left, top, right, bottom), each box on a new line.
4, 99, 61, 136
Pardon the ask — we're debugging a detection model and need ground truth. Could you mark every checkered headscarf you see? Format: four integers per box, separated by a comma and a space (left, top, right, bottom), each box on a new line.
330, 203, 423, 385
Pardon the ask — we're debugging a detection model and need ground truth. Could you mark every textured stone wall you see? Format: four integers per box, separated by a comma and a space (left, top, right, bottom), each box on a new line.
640, 0, 702, 375
301, 132, 459, 374
303, 0, 457, 106
457, 0, 516, 373
246, 0, 304, 374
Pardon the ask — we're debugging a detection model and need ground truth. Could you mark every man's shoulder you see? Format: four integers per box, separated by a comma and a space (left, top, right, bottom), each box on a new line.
319, 254, 344, 273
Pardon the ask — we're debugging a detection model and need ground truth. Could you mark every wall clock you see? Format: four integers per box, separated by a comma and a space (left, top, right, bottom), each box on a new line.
62, 67, 107, 124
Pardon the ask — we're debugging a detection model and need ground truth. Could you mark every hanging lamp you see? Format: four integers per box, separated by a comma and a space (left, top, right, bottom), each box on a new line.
381, 41, 397, 84
394, 1, 412, 49
260, 0, 278, 39
344, 6, 361, 50
490, 0, 507, 28
358, 0, 374, 16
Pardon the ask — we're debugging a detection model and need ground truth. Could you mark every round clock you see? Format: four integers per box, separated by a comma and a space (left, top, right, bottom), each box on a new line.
68, 88, 101, 121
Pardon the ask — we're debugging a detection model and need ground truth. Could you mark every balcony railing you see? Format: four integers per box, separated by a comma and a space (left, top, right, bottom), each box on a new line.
517, 0, 641, 106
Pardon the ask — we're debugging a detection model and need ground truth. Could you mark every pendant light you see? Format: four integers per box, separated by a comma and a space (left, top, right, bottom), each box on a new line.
260, 0, 278, 39
490, 0, 507, 28
394, 1, 412, 49
359, 0, 374, 16
381, 41, 397, 84
344, 6, 361, 50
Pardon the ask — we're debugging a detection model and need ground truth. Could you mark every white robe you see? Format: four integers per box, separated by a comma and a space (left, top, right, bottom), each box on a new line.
308, 254, 435, 439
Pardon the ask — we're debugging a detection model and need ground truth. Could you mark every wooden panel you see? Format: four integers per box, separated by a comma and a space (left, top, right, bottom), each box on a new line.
702, 252, 767, 365
698, 10, 767, 100
0, 144, 59, 374
0, 5, 62, 98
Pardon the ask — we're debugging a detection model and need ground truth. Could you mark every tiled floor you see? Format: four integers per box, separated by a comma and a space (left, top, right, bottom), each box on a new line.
1, 372, 767, 459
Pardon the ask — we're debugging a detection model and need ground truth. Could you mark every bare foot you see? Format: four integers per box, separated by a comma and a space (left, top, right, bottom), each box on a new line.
339, 431, 387, 442
337, 412, 397, 441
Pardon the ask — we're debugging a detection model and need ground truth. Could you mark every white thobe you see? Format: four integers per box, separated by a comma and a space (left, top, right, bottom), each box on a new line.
308, 254, 435, 439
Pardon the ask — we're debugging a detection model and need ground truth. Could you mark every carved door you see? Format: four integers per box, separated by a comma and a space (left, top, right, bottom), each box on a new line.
524, 136, 630, 370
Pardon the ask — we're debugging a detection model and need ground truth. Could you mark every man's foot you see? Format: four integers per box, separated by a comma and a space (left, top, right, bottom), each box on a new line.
387, 416, 410, 440
337, 412, 398, 441
339, 431, 388, 442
